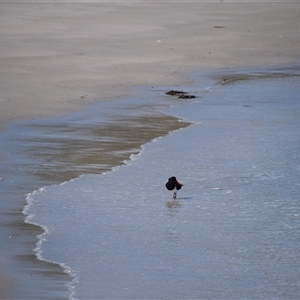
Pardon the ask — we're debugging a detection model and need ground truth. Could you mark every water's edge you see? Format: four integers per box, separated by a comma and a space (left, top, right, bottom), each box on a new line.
0, 85, 194, 299
1, 64, 299, 299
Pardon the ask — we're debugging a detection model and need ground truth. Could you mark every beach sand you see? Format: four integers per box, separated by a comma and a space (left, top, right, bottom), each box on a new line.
0, 1, 299, 298
0, 266, 13, 299
1, 1, 299, 128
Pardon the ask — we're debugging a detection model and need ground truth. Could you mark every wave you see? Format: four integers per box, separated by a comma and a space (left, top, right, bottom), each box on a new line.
23, 187, 79, 300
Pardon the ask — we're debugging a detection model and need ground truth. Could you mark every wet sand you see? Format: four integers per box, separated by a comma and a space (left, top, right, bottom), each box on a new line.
0, 1, 300, 298
0, 266, 13, 299
1, 1, 299, 127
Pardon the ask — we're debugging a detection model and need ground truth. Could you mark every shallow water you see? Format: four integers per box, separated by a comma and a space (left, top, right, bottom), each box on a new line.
25, 69, 300, 299
0, 86, 191, 298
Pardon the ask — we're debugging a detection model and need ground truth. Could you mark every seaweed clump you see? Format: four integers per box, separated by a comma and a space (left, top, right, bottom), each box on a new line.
166, 90, 196, 99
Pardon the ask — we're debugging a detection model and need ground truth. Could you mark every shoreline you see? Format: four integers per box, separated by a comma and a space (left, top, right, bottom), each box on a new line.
1, 63, 299, 299
1, 1, 299, 298
18, 64, 299, 298
0, 91, 192, 299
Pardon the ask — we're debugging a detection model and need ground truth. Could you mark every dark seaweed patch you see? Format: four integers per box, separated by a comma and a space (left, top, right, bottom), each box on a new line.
166, 90, 196, 99
166, 90, 187, 96
178, 94, 196, 99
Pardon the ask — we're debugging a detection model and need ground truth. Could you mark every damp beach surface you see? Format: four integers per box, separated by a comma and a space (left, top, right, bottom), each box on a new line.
1, 66, 299, 299
1, 1, 300, 299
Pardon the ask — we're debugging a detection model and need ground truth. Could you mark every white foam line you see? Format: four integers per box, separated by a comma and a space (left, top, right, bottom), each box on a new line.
23, 187, 79, 300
